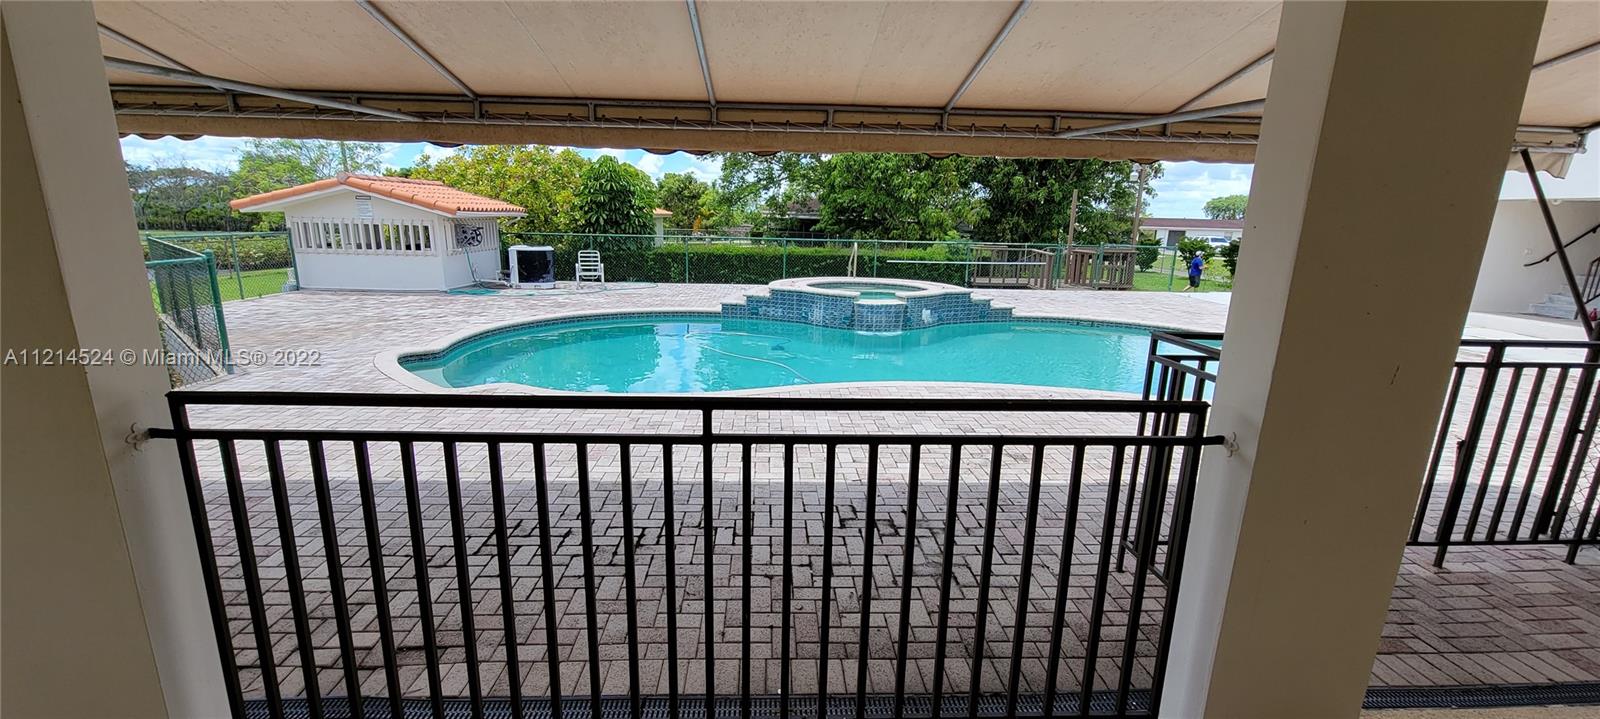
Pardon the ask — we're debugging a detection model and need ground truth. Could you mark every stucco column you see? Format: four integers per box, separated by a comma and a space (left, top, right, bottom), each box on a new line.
2, 2, 228, 717
1162, 2, 1546, 718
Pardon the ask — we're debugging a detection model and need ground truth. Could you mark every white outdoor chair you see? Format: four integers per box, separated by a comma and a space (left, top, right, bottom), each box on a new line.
575, 249, 605, 286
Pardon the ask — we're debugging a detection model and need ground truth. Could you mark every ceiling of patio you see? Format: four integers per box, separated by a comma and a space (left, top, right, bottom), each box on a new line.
98, 1, 1598, 164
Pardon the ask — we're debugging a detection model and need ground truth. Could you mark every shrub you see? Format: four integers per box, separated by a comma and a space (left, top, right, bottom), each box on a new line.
1219, 239, 1241, 276
1177, 237, 1217, 262
543, 239, 974, 285
1135, 236, 1161, 271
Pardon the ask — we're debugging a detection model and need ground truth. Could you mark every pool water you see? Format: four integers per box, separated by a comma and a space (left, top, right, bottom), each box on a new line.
404, 314, 1153, 394
809, 281, 922, 300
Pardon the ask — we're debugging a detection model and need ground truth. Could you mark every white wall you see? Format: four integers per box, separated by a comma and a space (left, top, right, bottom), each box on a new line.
1470, 198, 1600, 313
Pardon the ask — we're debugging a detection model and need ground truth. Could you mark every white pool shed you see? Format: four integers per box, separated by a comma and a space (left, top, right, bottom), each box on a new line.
230, 173, 525, 291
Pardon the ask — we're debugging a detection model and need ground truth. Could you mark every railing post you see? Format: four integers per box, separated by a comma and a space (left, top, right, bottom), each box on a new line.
203, 250, 233, 371
228, 236, 245, 300
1432, 344, 1504, 567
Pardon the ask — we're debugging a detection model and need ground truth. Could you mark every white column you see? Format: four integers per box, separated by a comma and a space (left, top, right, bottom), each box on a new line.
1163, 2, 1546, 717
2, 3, 229, 717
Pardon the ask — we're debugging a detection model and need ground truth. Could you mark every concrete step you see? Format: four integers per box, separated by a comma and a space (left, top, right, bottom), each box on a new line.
1541, 292, 1578, 309
1529, 301, 1578, 319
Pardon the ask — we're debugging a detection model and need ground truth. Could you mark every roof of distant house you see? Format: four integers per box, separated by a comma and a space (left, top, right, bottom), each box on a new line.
230, 173, 526, 217
1138, 217, 1245, 230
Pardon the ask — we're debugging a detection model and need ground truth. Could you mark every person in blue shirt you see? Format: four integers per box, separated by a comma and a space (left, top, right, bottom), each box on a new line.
1183, 251, 1206, 291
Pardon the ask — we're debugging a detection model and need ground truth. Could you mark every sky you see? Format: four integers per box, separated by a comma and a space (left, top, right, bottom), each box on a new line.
118, 134, 1251, 218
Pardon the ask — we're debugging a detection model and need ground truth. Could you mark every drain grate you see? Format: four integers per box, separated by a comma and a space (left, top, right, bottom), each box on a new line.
244, 683, 1600, 719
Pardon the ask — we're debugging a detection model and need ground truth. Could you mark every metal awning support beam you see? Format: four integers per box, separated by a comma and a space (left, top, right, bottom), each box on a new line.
104, 58, 421, 122
1176, 50, 1274, 112
1532, 39, 1600, 73
1057, 98, 1266, 138
98, 23, 195, 73
355, 0, 477, 100
685, 0, 716, 109
945, 0, 1032, 114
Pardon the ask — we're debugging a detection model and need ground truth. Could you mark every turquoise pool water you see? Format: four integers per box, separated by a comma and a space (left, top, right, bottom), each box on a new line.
808, 280, 921, 300
404, 314, 1154, 394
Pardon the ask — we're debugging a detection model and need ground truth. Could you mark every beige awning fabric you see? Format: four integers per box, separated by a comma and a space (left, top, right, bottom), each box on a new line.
98, 1, 1598, 166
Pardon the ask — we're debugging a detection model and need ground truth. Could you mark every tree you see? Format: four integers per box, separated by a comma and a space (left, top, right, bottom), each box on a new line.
400, 145, 589, 234
966, 158, 1158, 245
230, 139, 387, 194
572, 155, 658, 238
126, 162, 236, 230
706, 152, 824, 233
810, 153, 977, 242
656, 172, 718, 231
1136, 234, 1161, 270
1203, 194, 1248, 220
228, 139, 388, 230
1178, 237, 1217, 262
1219, 238, 1241, 276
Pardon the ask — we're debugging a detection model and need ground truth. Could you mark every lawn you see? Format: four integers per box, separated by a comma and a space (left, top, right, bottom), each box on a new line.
1131, 253, 1234, 292
150, 267, 289, 306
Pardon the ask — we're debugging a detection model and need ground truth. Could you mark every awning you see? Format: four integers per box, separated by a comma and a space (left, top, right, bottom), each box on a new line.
98, 1, 1598, 169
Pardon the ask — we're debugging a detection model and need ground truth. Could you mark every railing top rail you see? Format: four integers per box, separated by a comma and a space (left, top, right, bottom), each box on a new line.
151, 425, 1226, 447
1458, 337, 1600, 349
1151, 330, 1224, 359
165, 389, 1214, 415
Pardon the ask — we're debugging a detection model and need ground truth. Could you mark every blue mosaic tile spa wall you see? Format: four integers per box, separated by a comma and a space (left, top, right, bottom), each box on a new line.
722, 288, 1011, 331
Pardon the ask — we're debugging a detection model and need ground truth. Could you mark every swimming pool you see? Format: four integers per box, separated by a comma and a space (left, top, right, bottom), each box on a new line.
398, 313, 1155, 394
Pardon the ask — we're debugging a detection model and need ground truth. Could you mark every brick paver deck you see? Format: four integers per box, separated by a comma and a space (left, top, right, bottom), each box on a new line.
185, 286, 1599, 703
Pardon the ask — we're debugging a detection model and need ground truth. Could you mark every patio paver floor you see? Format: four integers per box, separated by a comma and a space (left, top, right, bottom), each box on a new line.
184, 285, 1599, 701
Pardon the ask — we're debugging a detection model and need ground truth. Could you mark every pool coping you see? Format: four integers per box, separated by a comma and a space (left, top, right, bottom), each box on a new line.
373, 305, 1200, 396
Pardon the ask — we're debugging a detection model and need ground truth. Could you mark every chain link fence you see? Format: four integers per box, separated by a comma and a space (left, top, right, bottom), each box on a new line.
503, 232, 1237, 291
145, 238, 231, 385
140, 231, 296, 300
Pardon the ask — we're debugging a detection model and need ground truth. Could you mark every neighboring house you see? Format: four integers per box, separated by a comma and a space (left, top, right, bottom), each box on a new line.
1138, 217, 1245, 246
1470, 146, 1600, 318
230, 173, 525, 292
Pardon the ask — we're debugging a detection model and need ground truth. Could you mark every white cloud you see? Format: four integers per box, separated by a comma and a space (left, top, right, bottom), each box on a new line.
636, 152, 666, 177
118, 136, 246, 171
684, 154, 723, 182
595, 147, 627, 160
1146, 161, 1254, 218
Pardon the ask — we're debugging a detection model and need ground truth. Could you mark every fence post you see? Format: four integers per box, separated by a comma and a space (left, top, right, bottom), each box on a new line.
202, 250, 233, 371
228, 236, 245, 300
683, 238, 691, 283
782, 238, 789, 279
1431, 344, 1505, 567
1167, 248, 1178, 291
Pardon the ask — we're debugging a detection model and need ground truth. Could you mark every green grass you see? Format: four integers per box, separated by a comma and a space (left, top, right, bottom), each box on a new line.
150, 267, 289, 306
1131, 255, 1233, 292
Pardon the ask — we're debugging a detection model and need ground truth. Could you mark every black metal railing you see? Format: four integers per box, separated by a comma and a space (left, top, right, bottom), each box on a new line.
1133, 332, 1600, 566
1412, 338, 1600, 565
157, 391, 1222, 719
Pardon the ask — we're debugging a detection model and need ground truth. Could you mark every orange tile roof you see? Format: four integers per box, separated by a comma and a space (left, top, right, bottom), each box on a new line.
230, 173, 525, 216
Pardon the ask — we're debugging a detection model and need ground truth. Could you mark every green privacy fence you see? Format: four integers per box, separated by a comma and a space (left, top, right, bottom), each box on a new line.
503, 232, 1235, 291
145, 238, 231, 382
140, 231, 295, 300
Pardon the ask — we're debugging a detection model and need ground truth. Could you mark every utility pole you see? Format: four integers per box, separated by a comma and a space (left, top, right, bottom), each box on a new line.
1129, 163, 1147, 245
1065, 188, 1079, 246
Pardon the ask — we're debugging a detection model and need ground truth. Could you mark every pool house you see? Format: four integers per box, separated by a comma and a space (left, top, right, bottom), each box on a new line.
230, 173, 525, 291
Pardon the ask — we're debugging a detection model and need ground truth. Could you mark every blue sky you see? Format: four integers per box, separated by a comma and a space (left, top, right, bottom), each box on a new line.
118, 135, 1249, 218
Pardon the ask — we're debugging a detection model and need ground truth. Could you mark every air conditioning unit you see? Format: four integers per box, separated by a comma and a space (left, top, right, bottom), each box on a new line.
507, 245, 555, 289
